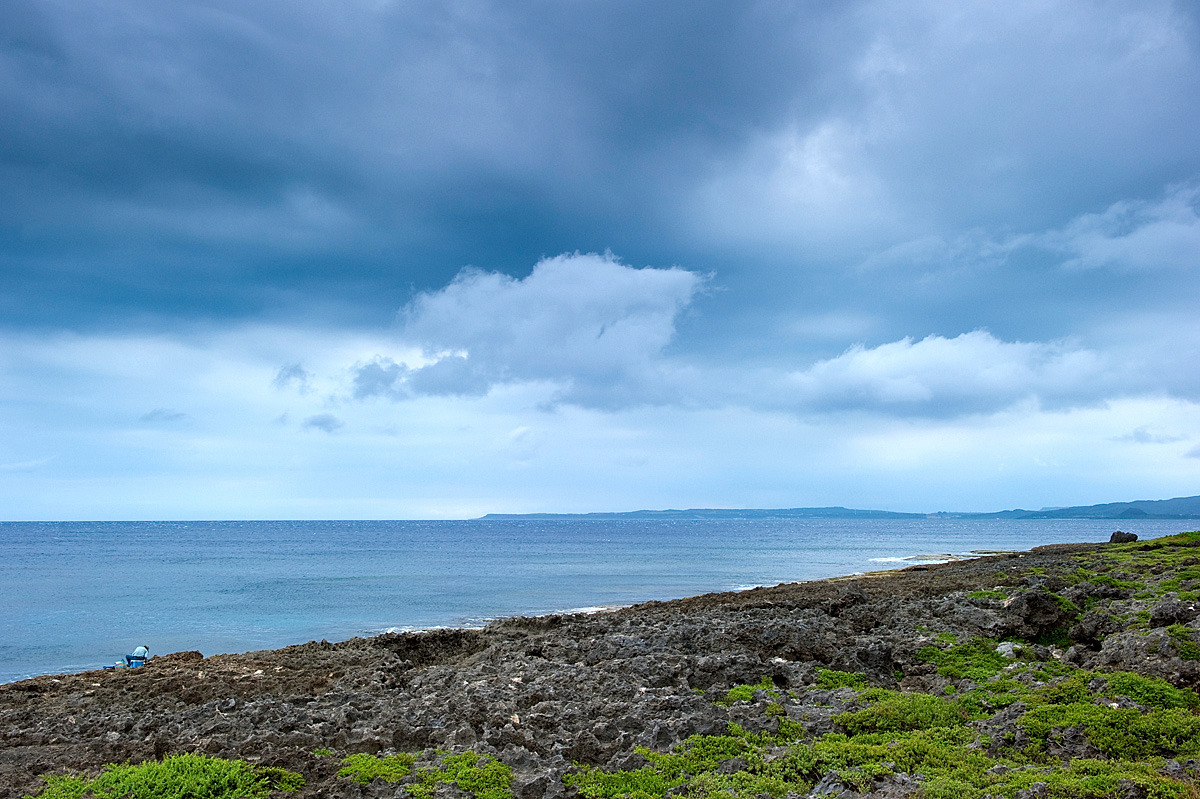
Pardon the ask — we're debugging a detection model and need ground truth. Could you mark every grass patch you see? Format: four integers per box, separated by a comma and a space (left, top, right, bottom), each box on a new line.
719, 676, 778, 705
567, 708, 1200, 799
1102, 672, 1200, 709
26, 753, 303, 799
409, 751, 513, 799
338, 752, 416, 784
338, 750, 511, 799
835, 690, 971, 734
918, 636, 1009, 682
815, 668, 868, 690
1019, 701, 1200, 760
1167, 624, 1200, 660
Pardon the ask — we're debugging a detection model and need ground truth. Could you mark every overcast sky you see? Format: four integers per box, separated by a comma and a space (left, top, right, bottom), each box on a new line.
2, 0, 1199, 519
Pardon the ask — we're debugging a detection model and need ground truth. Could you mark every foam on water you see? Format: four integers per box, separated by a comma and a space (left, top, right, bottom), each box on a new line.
869, 553, 970, 565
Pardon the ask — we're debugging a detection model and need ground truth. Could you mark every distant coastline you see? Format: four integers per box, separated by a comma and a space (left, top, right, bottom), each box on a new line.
481, 493, 1200, 520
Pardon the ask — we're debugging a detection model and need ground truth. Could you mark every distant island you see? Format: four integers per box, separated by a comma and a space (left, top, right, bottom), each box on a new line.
481, 493, 1200, 520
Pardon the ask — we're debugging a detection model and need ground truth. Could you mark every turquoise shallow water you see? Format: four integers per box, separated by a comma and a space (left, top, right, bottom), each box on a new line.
0, 517, 1191, 683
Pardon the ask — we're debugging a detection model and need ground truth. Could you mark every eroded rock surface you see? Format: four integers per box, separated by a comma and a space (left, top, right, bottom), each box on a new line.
4, 539, 1199, 798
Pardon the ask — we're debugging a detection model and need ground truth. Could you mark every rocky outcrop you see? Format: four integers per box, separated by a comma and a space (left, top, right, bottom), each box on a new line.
3, 538, 1199, 799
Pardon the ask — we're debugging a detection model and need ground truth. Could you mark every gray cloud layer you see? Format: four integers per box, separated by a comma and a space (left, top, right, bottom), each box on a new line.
3, 1, 1200, 520
352, 253, 704, 409
334, 251, 1183, 420
3, 0, 1198, 354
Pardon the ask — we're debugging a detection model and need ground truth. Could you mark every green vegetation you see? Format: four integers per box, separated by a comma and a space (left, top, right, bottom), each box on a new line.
1019, 702, 1200, 761
566, 725, 799, 799
719, 676, 778, 705
917, 636, 1009, 681
1103, 672, 1200, 709
1050, 593, 1082, 618
1167, 624, 1200, 660
338, 752, 416, 784
569, 714, 1199, 799
26, 753, 303, 799
337, 750, 511, 799
570, 536, 1200, 799
814, 668, 868, 690
409, 751, 513, 799
571, 625, 1200, 799
835, 689, 970, 734
968, 589, 1008, 600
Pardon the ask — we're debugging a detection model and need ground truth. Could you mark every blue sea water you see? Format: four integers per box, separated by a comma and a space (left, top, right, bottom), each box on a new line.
0, 517, 1192, 684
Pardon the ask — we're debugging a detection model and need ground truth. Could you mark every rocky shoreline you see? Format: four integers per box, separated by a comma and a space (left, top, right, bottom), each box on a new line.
4, 535, 1200, 798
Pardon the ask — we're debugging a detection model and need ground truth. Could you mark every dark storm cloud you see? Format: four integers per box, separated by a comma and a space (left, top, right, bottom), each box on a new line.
0, 0, 854, 328
1, 0, 1198, 380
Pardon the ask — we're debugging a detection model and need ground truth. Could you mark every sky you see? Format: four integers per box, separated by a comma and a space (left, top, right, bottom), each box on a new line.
2, 0, 1199, 519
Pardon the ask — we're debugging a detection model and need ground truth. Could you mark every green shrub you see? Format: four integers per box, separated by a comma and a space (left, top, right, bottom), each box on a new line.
1019, 702, 1200, 760
340, 750, 512, 799
918, 637, 1008, 681
256, 766, 305, 791
26, 753, 303, 799
1166, 624, 1200, 660
1034, 672, 1093, 705
720, 676, 778, 705
567, 727, 810, 799
338, 752, 416, 784
409, 751, 512, 799
1103, 672, 1200, 709
566, 763, 679, 799
835, 691, 969, 734
815, 668, 868, 690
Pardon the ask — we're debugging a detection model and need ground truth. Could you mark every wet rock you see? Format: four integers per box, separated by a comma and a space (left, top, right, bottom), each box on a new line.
1014, 783, 1048, 799
1110, 531, 1138, 544
1045, 724, 1103, 762
809, 770, 849, 797
995, 641, 1019, 659
1000, 590, 1075, 640
1117, 779, 1148, 799
1150, 598, 1200, 627
1069, 611, 1122, 646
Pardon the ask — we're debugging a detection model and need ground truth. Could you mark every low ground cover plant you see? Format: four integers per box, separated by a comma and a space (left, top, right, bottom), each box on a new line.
25, 753, 303, 799
569, 657, 1200, 799
337, 751, 417, 784
334, 749, 512, 799
568, 536, 1200, 799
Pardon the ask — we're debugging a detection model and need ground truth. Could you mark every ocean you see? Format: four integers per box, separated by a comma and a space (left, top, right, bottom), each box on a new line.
1, 517, 1192, 684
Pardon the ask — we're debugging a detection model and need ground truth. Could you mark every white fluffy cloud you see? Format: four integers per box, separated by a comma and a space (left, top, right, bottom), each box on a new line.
1050, 184, 1200, 273
333, 252, 1182, 417
353, 252, 705, 408
1, 308, 1198, 519
777, 331, 1111, 415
